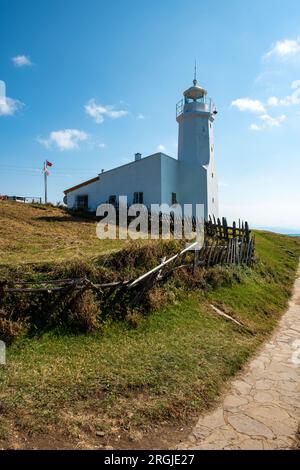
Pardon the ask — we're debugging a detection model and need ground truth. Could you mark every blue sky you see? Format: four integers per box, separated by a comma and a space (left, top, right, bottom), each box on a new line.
1, 0, 300, 231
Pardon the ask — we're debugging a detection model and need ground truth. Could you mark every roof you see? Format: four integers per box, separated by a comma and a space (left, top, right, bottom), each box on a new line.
98, 152, 177, 177
63, 152, 178, 194
64, 176, 99, 194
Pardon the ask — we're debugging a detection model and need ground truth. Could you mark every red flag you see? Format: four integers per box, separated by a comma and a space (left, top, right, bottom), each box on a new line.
46, 160, 53, 167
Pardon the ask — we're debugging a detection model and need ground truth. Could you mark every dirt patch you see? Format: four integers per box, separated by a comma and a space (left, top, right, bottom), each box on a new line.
0, 419, 196, 450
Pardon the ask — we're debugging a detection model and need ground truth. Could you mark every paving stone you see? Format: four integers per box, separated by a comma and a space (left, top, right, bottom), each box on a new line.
227, 414, 273, 438
238, 439, 264, 450
192, 426, 211, 439
223, 395, 249, 409
232, 380, 252, 396
176, 265, 300, 451
252, 391, 277, 404
244, 404, 291, 423
195, 407, 226, 429
255, 379, 276, 391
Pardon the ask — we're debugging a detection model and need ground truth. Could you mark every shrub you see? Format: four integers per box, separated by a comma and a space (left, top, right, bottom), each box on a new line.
63, 289, 101, 332
0, 308, 26, 343
126, 309, 143, 328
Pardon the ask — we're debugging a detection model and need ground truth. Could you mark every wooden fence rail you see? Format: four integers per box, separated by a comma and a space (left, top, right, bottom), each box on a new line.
1, 220, 255, 299
107, 211, 251, 242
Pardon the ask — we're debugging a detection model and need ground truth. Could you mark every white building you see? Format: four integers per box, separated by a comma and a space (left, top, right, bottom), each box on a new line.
64, 76, 219, 219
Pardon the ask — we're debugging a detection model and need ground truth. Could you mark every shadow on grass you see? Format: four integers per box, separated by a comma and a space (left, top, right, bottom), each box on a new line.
36, 215, 96, 223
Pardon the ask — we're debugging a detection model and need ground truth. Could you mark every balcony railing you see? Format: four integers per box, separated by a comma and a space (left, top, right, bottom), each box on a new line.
176, 98, 217, 118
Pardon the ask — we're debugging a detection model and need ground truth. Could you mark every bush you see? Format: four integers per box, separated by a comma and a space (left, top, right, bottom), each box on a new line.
63, 289, 101, 332
104, 240, 183, 275
0, 241, 251, 342
125, 309, 143, 328
0, 308, 26, 343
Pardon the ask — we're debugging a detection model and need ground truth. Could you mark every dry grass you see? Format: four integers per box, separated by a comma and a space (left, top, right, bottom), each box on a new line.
0, 201, 125, 265
0, 202, 300, 449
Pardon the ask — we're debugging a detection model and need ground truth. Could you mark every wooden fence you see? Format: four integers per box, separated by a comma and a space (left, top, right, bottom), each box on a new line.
110, 210, 251, 242
205, 216, 251, 241
1, 217, 255, 300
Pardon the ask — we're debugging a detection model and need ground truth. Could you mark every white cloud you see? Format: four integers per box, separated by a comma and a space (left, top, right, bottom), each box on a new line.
291, 80, 300, 89
157, 144, 166, 152
85, 99, 128, 124
260, 113, 287, 127
98, 143, 106, 149
0, 79, 23, 116
0, 96, 23, 116
231, 98, 265, 113
36, 137, 50, 148
12, 55, 32, 67
37, 129, 88, 151
250, 114, 286, 131
265, 38, 300, 59
280, 95, 300, 106
267, 81, 300, 107
267, 96, 279, 106
255, 70, 283, 85
137, 113, 145, 120
234, 81, 300, 131
250, 123, 261, 131
280, 81, 300, 106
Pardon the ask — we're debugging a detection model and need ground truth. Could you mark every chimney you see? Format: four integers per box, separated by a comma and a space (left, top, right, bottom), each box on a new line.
135, 152, 142, 161
101, 169, 104, 173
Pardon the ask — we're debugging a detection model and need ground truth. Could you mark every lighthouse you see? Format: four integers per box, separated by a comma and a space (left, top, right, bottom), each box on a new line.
64, 73, 219, 220
176, 72, 219, 220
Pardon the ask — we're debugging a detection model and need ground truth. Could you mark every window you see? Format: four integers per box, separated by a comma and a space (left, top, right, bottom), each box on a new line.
133, 192, 143, 204
108, 195, 117, 205
212, 173, 214, 178
212, 197, 215, 204
172, 192, 177, 205
76, 195, 88, 210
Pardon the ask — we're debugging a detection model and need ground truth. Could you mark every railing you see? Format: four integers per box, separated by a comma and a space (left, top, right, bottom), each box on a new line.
1, 196, 42, 204
176, 99, 184, 117
176, 98, 217, 118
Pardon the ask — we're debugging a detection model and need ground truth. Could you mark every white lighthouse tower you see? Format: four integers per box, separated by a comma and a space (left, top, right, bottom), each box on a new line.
176, 70, 219, 220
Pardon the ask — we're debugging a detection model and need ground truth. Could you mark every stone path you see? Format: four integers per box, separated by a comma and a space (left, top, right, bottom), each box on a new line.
178, 265, 300, 450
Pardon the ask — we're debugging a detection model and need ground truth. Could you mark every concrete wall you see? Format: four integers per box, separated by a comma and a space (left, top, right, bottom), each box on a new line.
65, 153, 179, 212
66, 178, 100, 211
176, 100, 219, 219
206, 120, 219, 219
160, 155, 179, 206
96, 153, 162, 209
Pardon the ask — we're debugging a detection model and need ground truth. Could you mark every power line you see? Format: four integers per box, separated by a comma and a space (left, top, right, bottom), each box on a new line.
0, 164, 100, 172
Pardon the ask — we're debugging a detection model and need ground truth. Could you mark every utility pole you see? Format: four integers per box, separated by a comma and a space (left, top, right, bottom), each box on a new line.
44, 161, 48, 204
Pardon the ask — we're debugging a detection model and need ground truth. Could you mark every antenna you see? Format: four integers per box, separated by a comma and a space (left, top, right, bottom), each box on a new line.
193, 60, 197, 85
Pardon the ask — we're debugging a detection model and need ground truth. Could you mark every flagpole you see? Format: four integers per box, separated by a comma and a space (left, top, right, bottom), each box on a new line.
44, 161, 47, 204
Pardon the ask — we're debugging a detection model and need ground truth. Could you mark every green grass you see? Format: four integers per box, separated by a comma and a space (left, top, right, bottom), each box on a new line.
0, 229, 299, 448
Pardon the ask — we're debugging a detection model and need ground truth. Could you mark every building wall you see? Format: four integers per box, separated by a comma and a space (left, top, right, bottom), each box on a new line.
177, 101, 219, 219
96, 153, 162, 209
160, 155, 179, 206
65, 153, 179, 212
65, 178, 100, 211
206, 120, 219, 219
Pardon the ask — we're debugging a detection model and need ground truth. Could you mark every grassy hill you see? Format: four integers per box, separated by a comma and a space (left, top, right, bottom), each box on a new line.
0, 201, 300, 449
0, 201, 124, 265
